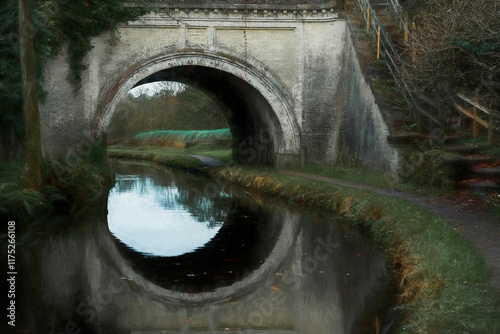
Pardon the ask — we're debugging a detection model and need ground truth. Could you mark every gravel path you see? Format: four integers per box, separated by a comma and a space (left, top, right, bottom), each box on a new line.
189, 154, 228, 167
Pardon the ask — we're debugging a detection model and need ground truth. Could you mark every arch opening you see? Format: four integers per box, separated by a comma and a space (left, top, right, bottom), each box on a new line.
107, 80, 230, 147
96, 50, 301, 166
136, 66, 281, 165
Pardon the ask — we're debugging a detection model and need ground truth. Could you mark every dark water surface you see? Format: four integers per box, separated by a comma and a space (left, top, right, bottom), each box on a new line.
12, 161, 393, 334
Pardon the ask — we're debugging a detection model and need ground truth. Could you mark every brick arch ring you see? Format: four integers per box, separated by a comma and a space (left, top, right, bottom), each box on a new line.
93, 46, 301, 164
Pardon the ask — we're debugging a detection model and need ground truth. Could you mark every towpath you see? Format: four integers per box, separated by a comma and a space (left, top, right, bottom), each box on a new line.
188, 154, 228, 167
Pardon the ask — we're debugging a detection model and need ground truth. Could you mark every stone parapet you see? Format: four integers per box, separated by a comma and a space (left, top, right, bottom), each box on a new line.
130, 0, 340, 11
141, 7, 338, 19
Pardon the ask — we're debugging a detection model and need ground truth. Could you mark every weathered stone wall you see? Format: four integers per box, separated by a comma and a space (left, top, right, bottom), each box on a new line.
300, 20, 348, 164
40, 7, 343, 166
335, 25, 400, 174
39, 4, 399, 173
40, 49, 89, 160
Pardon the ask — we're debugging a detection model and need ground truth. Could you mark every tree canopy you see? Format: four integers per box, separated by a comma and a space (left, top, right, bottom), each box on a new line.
108, 83, 228, 141
399, 0, 500, 111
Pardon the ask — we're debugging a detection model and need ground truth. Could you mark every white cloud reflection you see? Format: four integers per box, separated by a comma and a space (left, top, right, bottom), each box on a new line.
107, 177, 223, 257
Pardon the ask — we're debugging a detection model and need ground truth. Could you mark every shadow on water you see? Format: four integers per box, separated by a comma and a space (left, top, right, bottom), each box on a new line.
12, 160, 397, 334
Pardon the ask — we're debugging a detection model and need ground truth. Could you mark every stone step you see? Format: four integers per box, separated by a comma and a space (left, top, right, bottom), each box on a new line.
442, 155, 494, 166
371, 5, 391, 13
473, 166, 500, 177
442, 145, 478, 155
377, 20, 400, 32
460, 180, 500, 195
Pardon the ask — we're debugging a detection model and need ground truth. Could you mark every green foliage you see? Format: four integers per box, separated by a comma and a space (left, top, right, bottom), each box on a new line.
400, 284, 500, 333
400, 149, 452, 189
107, 146, 205, 169
108, 84, 229, 141
399, 0, 500, 110
167, 85, 228, 131
1, 0, 24, 156
42, 141, 113, 203
0, 142, 113, 224
40, 0, 150, 77
0, 162, 45, 221
0, 0, 150, 160
454, 37, 500, 56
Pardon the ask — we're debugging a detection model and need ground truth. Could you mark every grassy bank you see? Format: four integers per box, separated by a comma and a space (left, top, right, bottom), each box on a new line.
210, 167, 500, 333
0, 143, 113, 225
107, 144, 234, 166
107, 145, 204, 168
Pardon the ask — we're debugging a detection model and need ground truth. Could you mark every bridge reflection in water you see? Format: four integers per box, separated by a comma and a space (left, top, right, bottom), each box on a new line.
20, 162, 389, 333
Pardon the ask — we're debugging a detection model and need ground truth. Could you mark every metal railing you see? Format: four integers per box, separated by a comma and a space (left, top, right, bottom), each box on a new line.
354, 0, 442, 128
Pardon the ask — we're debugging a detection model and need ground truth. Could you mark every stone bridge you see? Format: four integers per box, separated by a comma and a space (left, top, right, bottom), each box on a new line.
40, 0, 399, 171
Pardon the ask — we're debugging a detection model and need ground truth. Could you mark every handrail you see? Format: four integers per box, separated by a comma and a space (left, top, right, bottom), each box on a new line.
385, 0, 416, 40
457, 94, 500, 120
455, 94, 499, 144
387, 0, 405, 30
354, 0, 443, 128
454, 105, 494, 130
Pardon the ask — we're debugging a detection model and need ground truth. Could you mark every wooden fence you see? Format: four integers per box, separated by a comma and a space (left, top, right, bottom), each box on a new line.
455, 94, 499, 145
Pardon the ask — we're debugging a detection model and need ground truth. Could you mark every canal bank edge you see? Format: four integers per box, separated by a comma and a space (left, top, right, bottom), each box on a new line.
210, 166, 500, 333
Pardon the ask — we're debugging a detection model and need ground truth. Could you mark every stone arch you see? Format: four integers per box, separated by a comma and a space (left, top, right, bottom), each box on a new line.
94, 47, 301, 166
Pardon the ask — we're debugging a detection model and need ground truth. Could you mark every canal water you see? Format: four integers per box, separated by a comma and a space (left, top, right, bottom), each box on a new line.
14, 161, 392, 333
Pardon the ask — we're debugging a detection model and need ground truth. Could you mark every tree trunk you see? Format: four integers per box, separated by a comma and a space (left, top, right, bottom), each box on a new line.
19, 0, 42, 188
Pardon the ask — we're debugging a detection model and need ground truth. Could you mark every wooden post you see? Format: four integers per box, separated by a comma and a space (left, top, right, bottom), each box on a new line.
472, 105, 479, 138
488, 116, 494, 145
411, 22, 416, 61
377, 26, 380, 59
367, 5, 370, 32
472, 93, 479, 138
404, 18, 409, 42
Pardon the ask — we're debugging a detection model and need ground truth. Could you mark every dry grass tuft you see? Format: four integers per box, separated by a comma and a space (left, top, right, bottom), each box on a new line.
253, 176, 266, 189
272, 182, 284, 195
393, 240, 444, 304
370, 207, 384, 220
339, 196, 355, 214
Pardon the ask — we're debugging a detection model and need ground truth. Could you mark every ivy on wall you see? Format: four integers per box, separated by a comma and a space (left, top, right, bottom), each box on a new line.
0, 0, 150, 160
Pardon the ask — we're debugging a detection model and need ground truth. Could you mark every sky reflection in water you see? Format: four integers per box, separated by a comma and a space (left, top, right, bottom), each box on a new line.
107, 175, 226, 257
